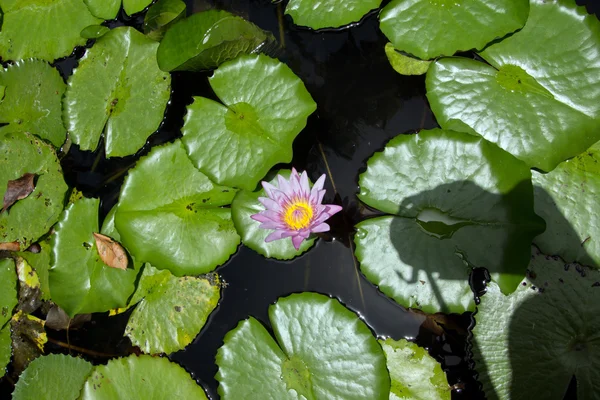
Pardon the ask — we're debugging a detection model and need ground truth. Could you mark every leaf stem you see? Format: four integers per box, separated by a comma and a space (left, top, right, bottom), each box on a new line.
46, 337, 118, 358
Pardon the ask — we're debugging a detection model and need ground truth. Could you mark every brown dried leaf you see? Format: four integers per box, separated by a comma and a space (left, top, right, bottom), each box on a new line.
93, 233, 128, 270
2, 173, 36, 213
0, 241, 20, 251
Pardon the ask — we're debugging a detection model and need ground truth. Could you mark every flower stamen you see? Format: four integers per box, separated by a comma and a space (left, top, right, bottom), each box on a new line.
283, 200, 313, 230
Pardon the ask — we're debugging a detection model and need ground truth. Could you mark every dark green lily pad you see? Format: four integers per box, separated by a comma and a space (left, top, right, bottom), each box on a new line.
472, 246, 600, 399
216, 292, 390, 399
81, 355, 208, 399
0, 258, 16, 377
355, 129, 544, 313
125, 264, 221, 354
532, 141, 600, 268
379, 338, 450, 400
63, 26, 171, 158
182, 54, 316, 190
380, 0, 529, 60
385, 43, 431, 76
0, 0, 102, 61
85, 0, 153, 19
115, 140, 241, 276
231, 170, 316, 259
12, 354, 93, 400
49, 197, 140, 317
426, 0, 600, 171
0, 325, 10, 378
80, 25, 110, 39
285, 0, 382, 30
0, 132, 68, 249
0, 59, 66, 147
144, 0, 186, 42
157, 9, 274, 71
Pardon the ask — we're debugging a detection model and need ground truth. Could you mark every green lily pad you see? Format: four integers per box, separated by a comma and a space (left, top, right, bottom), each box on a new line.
84, 0, 153, 19
231, 170, 316, 259
426, 0, 600, 171
216, 292, 390, 399
144, 0, 186, 42
0, 132, 69, 249
472, 246, 600, 399
0, 258, 17, 328
81, 354, 208, 399
12, 354, 93, 400
80, 25, 110, 39
532, 141, 600, 268
380, 0, 529, 60
384, 43, 431, 76
16, 237, 52, 300
182, 54, 316, 190
0, 0, 102, 62
284, 0, 382, 30
115, 140, 241, 276
124, 264, 220, 354
0, 59, 66, 147
0, 325, 10, 378
355, 129, 545, 313
157, 9, 274, 71
379, 338, 450, 400
63, 26, 171, 158
49, 197, 141, 317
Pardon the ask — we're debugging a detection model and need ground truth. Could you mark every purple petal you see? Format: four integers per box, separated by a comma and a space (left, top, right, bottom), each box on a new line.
258, 197, 283, 212
251, 213, 272, 223
261, 181, 279, 199
265, 230, 291, 242
259, 220, 285, 230
291, 235, 304, 250
277, 173, 292, 196
311, 222, 330, 233
310, 174, 326, 202
324, 204, 343, 216
299, 170, 310, 198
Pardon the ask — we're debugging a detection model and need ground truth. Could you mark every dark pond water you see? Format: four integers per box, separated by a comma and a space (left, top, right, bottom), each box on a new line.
2, 0, 600, 398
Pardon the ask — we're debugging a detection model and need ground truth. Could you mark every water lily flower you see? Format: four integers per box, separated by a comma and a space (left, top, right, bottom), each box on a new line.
251, 168, 343, 250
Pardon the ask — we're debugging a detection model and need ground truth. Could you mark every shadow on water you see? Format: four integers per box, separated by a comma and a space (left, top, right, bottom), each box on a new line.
462, 186, 598, 400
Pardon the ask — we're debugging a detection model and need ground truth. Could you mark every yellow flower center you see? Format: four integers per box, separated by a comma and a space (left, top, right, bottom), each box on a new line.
283, 200, 313, 230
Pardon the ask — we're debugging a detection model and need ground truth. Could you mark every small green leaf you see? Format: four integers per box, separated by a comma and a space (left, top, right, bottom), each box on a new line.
115, 140, 241, 276
380, 0, 529, 59
80, 24, 110, 39
384, 43, 431, 76
355, 129, 545, 313
472, 246, 600, 399
0, 326, 10, 378
426, 0, 600, 171
157, 9, 275, 72
533, 141, 600, 268
0, 59, 66, 147
379, 338, 450, 400
81, 355, 208, 399
12, 354, 93, 400
0, 132, 68, 249
84, 0, 152, 19
49, 197, 141, 317
216, 292, 390, 399
125, 264, 220, 354
285, 0, 382, 30
231, 169, 316, 259
182, 54, 316, 190
63, 26, 171, 158
0, 258, 17, 328
0, 0, 102, 62
144, 0, 186, 42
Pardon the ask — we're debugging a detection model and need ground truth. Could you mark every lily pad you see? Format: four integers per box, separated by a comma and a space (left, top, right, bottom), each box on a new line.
284, 0, 382, 30
426, 0, 600, 171
231, 170, 316, 259
355, 129, 544, 313
0, 0, 102, 62
384, 43, 431, 76
16, 238, 52, 300
472, 246, 600, 399
216, 292, 390, 399
157, 9, 274, 71
144, 0, 186, 42
80, 25, 110, 39
0, 59, 66, 147
182, 54, 316, 190
0, 132, 68, 249
532, 141, 600, 268
12, 354, 93, 400
49, 197, 140, 317
0, 258, 16, 377
84, 0, 153, 19
379, 338, 450, 400
380, 0, 529, 60
63, 26, 171, 158
115, 140, 241, 276
124, 264, 221, 354
0, 325, 10, 378
81, 354, 208, 399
